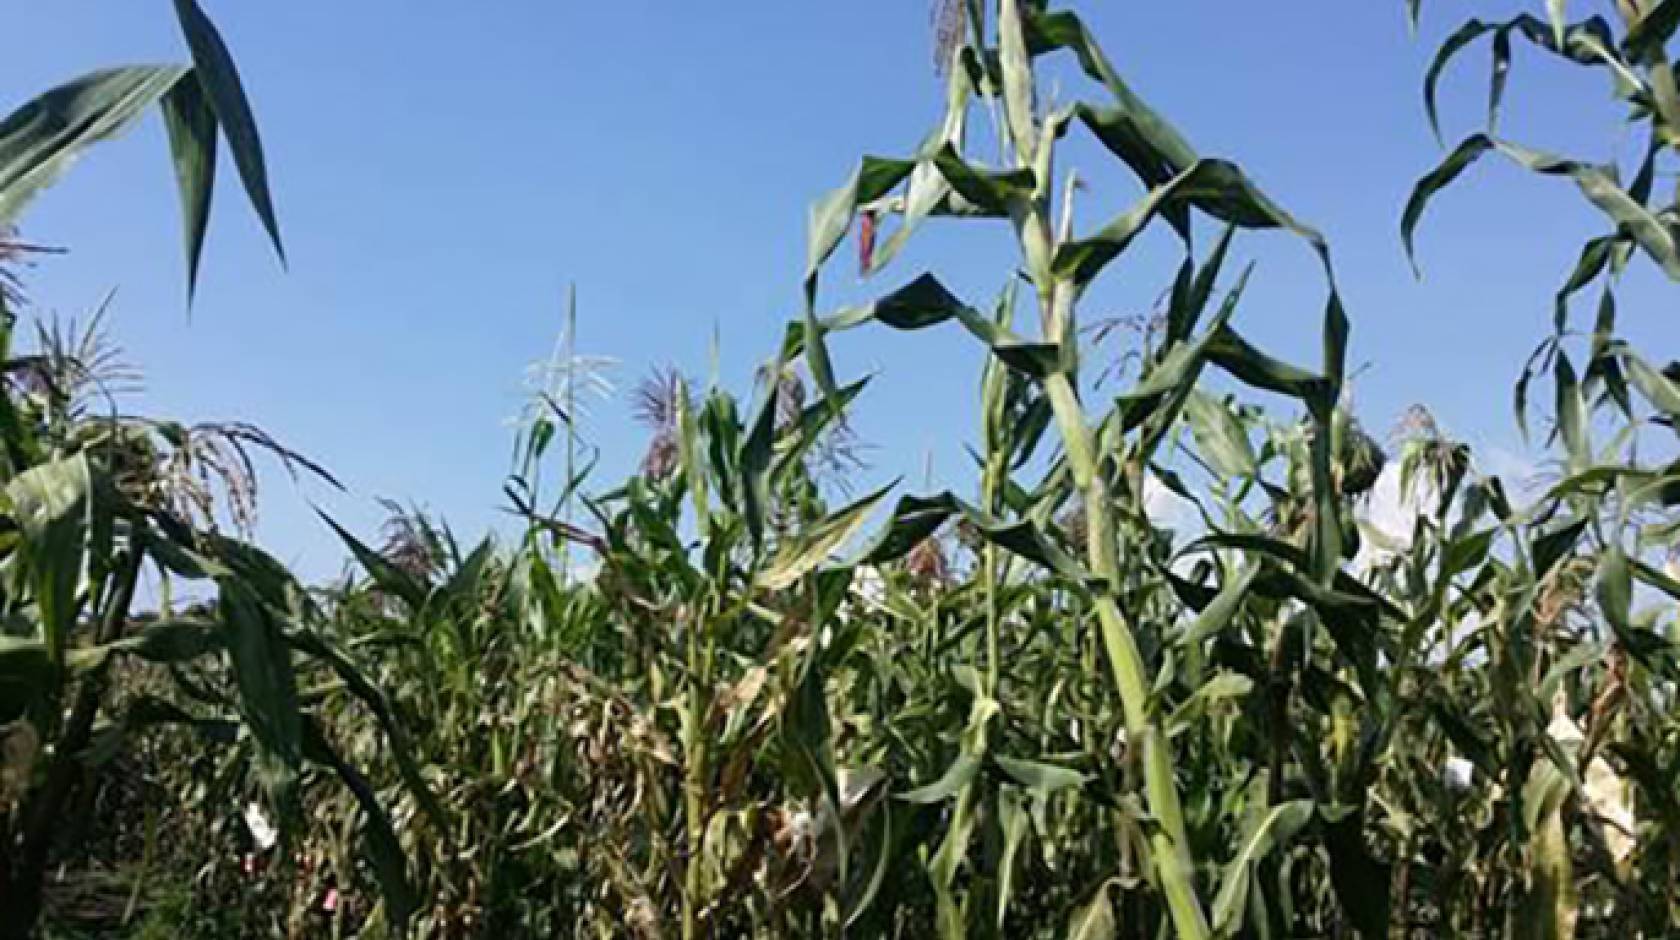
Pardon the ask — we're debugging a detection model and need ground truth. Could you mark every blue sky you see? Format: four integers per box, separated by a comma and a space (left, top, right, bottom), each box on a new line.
8, 1, 1676, 580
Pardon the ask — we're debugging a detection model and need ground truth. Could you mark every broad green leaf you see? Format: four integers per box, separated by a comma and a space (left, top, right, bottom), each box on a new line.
1054, 159, 1333, 292
1490, 25, 1515, 132
785, 274, 1061, 379
286, 629, 451, 839
1615, 342, 1680, 417
172, 0, 285, 261
7, 454, 92, 669
995, 754, 1088, 795
1553, 235, 1617, 330
1174, 564, 1257, 647
1184, 390, 1256, 478
1204, 326, 1330, 402
1555, 351, 1588, 471
760, 484, 891, 590
849, 489, 1086, 581
1596, 544, 1634, 642
159, 75, 218, 302
932, 144, 1035, 214
0, 638, 55, 723
1167, 672, 1254, 736
805, 156, 917, 293
1211, 800, 1314, 934
900, 752, 981, 804
220, 582, 303, 795
1403, 134, 1494, 274
0, 66, 187, 224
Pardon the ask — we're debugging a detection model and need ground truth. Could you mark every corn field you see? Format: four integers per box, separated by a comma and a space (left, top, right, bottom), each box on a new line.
4, 0, 1680, 937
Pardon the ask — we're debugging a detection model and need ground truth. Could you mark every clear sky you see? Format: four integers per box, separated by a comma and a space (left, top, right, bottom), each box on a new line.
8, 1, 1676, 580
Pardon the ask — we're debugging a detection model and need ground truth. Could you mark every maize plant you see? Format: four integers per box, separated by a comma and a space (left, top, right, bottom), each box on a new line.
16, 1, 1680, 938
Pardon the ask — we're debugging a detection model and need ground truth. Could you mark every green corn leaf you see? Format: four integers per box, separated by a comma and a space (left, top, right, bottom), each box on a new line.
1553, 235, 1617, 330
1167, 223, 1237, 345
1613, 341, 1680, 417
1555, 351, 1588, 472
1167, 672, 1254, 736
761, 484, 892, 590
220, 581, 303, 795
900, 752, 982, 804
158, 75, 218, 301
1632, 556, 1680, 600
1054, 159, 1331, 291
171, 0, 285, 262
1324, 811, 1391, 936
1490, 25, 1516, 133
0, 637, 56, 723
851, 490, 1085, 581
805, 156, 917, 295
7, 454, 92, 671
996, 787, 1031, 928
1184, 390, 1256, 478
932, 144, 1036, 214
1403, 134, 1494, 274
1625, 0, 1680, 64
1204, 325, 1331, 402
994, 754, 1088, 795
301, 718, 419, 932
286, 629, 451, 840
1174, 565, 1258, 647
739, 370, 779, 544
1406, 134, 1680, 280
1596, 545, 1635, 641
318, 510, 429, 610
1423, 20, 1496, 141
1429, 697, 1498, 776
1211, 800, 1314, 934
0, 66, 187, 224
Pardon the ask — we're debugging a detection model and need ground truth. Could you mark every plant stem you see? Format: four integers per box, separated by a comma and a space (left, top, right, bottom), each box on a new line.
1, 543, 143, 939
1042, 284, 1210, 939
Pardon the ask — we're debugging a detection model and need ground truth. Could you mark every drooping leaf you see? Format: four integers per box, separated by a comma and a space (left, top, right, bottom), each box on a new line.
1405, 134, 1680, 280
1173, 564, 1258, 647
301, 718, 419, 932
0, 66, 187, 224
900, 752, 982, 804
171, 0, 285, 261
159, 74, 218, 302
220, 581, 303, 795
761, 484, 891, 590
994, 754, 1088, 795
1211, 800, 1314, 934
